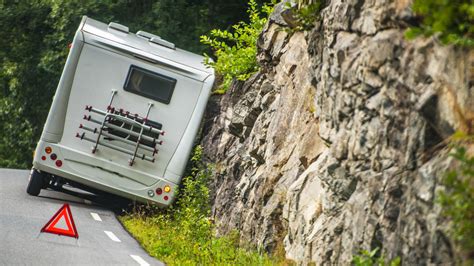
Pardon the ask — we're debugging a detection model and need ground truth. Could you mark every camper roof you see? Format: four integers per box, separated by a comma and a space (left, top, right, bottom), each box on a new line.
80, 16, 213, 76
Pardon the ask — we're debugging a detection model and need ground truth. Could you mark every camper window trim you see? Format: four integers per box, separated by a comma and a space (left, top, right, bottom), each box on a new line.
123, 65, 177, 104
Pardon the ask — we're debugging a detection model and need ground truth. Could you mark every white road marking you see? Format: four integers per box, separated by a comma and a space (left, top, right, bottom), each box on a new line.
104, 231, 121, 242
130, 255, 150, 266
90, 212, 102, 221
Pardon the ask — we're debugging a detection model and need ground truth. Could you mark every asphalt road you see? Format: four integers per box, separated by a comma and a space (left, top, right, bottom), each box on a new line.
0, 169, 163, 266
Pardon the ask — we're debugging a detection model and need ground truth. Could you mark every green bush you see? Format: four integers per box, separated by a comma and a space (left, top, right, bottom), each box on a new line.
438, 143, 474, 255
200, 0, 274, 93
405, 0, 474, 46
284, 0, 324, 31
352, 248, 400, 266
121, 146, 277, 265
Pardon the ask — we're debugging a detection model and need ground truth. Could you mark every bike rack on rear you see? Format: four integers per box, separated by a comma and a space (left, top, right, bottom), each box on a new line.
76, 90, 164, 166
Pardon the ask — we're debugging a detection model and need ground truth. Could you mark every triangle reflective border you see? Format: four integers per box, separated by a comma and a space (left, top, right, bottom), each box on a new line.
40, 203, 79, 238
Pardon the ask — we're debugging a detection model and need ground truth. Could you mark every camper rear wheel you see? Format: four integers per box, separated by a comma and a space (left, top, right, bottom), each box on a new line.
26, 168, 44, 196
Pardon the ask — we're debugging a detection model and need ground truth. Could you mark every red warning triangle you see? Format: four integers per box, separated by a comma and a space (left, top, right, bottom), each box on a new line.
41, 203, 78, 238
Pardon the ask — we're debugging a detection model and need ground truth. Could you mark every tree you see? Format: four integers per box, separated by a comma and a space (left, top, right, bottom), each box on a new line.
0, 0, 271, 168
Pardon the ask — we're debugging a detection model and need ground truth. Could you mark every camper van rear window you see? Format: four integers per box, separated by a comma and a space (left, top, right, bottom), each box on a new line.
124, 66, 176, 104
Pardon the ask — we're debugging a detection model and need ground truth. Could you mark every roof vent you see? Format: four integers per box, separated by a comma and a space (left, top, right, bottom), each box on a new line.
136, 30, 160, 40
108, 22, 129, 33
150, 37, 175, 50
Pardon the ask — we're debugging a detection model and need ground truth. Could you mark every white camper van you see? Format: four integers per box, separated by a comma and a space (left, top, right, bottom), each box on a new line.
27, 16, 215, 206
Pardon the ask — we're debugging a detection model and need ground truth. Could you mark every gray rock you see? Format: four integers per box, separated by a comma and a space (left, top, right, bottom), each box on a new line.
201, 0, 472, 264
269, 0, 292, 27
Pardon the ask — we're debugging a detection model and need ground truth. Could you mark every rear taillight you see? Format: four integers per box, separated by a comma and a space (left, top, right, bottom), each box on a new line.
164, 185, 171, 193
50, 153, 57, 160
55, 160, 63, 167
45, 147, 52, 154
156, 188, 163, 195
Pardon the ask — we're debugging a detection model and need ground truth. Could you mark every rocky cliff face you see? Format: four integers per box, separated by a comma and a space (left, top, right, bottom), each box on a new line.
201, 0, 473, 264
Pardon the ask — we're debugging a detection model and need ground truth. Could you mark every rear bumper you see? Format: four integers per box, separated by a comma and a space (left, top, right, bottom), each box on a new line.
33, 141, 176, 206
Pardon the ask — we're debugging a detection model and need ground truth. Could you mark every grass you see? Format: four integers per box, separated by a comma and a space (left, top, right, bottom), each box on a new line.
120, 215, 276, 265
119, 146, 283, 265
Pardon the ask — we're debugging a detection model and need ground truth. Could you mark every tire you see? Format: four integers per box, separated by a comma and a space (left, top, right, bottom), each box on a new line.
26, 168, 44, 196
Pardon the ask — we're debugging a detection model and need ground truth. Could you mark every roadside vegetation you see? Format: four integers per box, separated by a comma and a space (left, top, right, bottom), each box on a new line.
120, 146, 280, 265
352, 248, 400, 266
438, 132, 474, 262
200, 0, 274, 93
283, 0, 325, 32
405, 0, 473, 47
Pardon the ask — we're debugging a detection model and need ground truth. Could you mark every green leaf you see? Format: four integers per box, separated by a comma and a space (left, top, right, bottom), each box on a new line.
404, 27, 423, 40
200, 0, 274, 93
406, 0, 474, 47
